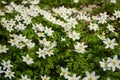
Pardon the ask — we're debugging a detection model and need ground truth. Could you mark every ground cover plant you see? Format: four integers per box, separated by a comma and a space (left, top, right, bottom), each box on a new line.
0, 0, 120, 80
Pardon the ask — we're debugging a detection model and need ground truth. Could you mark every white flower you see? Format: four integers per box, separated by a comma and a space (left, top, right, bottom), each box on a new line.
5, 5, 14, 13
25, 40, 35, 49
0, 45, 9, 53
97, 32, 106, 40
74, 0, 79, 3
15, 14, 22, 21
22, 0, 28, 4
37, 32, 45, 37
1, 60, 13, 70
32, 23, 44, 32
106, 24, 115, 32
4, 69, 15, 79
60, 67, 69, 79
83, 71, 100, 80
9, 38, 19, 46
98, 12, 108, 24
49, 41, 57, 49
16, 42, 25, 49
103, 38, 118, 49
99, 59, 110, 71
68, 73, 81, 80
22, 54, 34, 65
108, 55, 120, 72
113, 10, 120, 19
88, 23, 99, 31
23, 16, 32, 25
110, 0, 116, 3
74, 42, 88, 53
15, 22, 26, 31
19, 75, 31, 80
107, 78, 111, 80
44, 26, 54, 37
41, 75, 50, 80
100, 12, 109, 19
45, 48, 54, 56
8, 19, 16, 27
0, 10, 5, 16
16, 34, 27, 42
61, 37, 66, 41
29, 0, 40, 4
1, 1, 7, 4
36, 48, 46, 58
39, 38, 50, 47
69, 31, 80, 41
91, 15, 99, 21
67, 17, 78, 28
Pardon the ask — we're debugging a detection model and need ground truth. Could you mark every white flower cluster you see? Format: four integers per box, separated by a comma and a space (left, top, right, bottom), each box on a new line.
8, 34, 35, 49
100, 55, 120, 72
32, 23, 56, 58
32, 23, 54, 37
76, 11, 91, 22
0, 60, 15, 79
36, 38, 56, 58
60, 67, 81, 80
0, 0, 120, 79
22, 0, 40, 4
1, 18, 16, 32
98, 34, 118, 49
19, 74, 50, 80
60, 67, 100, 80
52, 6, 73, 21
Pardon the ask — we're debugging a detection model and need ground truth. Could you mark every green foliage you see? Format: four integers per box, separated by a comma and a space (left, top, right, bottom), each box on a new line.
0, 0, 120, 80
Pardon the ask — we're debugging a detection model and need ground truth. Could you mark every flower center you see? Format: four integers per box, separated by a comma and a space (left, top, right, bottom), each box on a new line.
112, 61, 116, 65
0, 46, 4, 50
8, 71, 12, 76
88, 77, 94, 80
108, 41, 112, 46
26, 57, 30, 61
